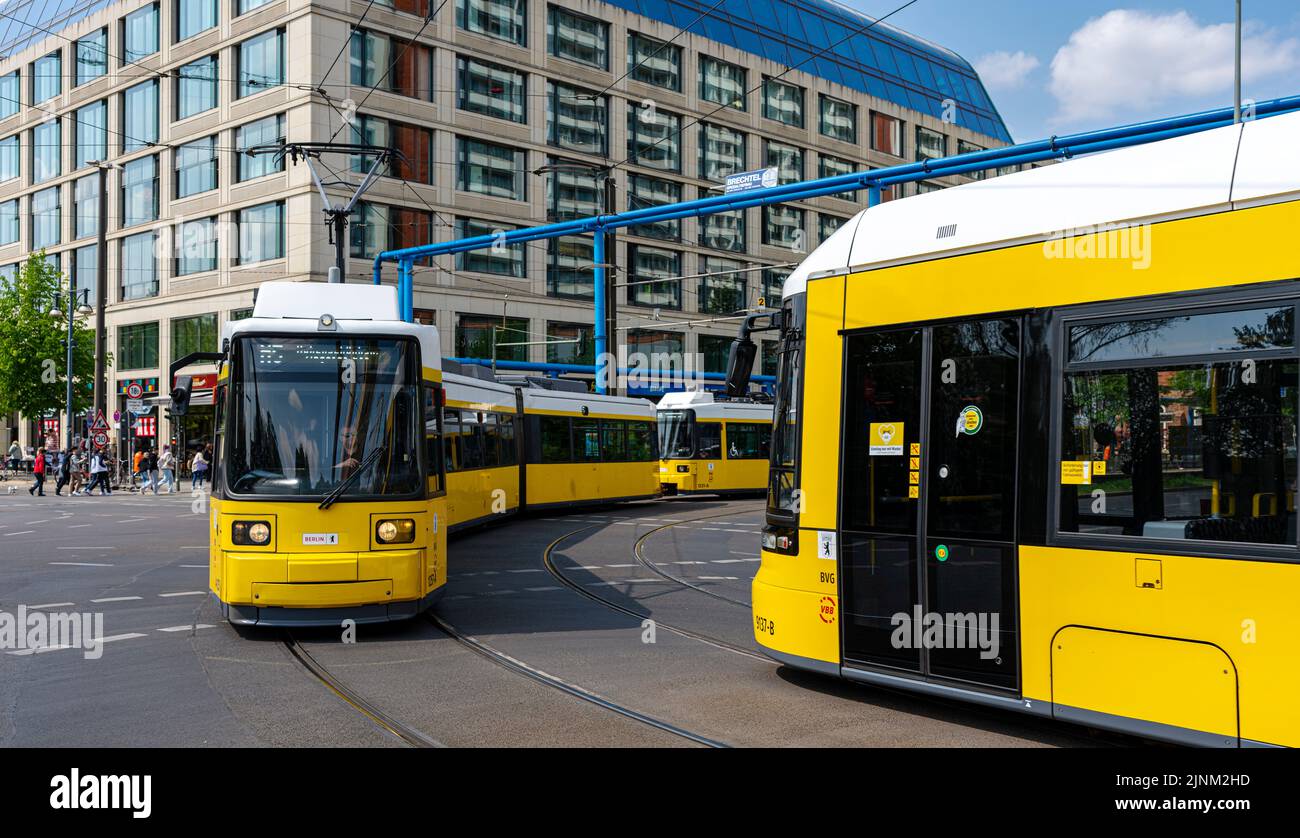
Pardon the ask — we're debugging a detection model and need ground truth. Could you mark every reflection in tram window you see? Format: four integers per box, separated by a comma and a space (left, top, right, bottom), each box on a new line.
1061, 352, 1298, 546
726, 422, 771, 459
697, 422, 722, 459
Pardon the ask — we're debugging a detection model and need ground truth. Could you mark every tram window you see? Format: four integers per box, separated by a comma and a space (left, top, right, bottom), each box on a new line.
602, 420, 626, 461
627, 421, 656, 461
498, 415, 518, 466
726, 422, 768, 459
540, 416, 571, 463
461, 412, 486, 469
443, 409, 461, 472
423, 383, 444, 493
1069, 306, 1293, 364
1061, 357, 1298, 546
574, 418, 601, 462
481, 413, 500, 468
697, 421, 722, 459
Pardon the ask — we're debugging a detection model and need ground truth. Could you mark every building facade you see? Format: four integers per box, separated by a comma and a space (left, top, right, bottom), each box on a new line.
0, 0, 1013, 455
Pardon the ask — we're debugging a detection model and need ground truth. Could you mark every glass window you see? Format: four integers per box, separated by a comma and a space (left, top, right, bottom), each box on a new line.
628, 245, 680, 310
995, 164, 1019, 178
627, 173, 681, 241
456, 218, 524, 277
456, 56, 526, 123
763, 77, 803, 127
176, 55, 218, 119
171, 313, 218, 360
123, 80, 159, 152
236, 115, 285, 181
350, 31, 431, 99
75, 100, 107, 169
627, 105, 680, 172
818, 154, 868, 202
544, 162, 600, 221
349, 115, 431, 183
700, 57, 746, 110
30, 186, 60, 249
121, 232, 158, 300
73, 244, 98, 302
238, 0, 275, 14
457, 137, 526, 200
698, 122, 745, 182
601, 419, 626, 461
819, 94, 857, 143
765, 140, 803, 184
699, 334, 730, 373
819, 213, 847, 242
76, 29, 108, 86
627, 420, 656, 461
871, 112, 903, 156
0, 199, 17, 244
547, 82, 606, 155
238, 201, 285, 264
175, 216, 218, 275
176, 0, 217, 41
546, 236, 593, 300
727, 422, 771, 460
762, 267, 790, 304
0, 135, 19, 182
915, 180, 943, 196
539, 416, 571, 463
958, 139, 986, 179
763, 205, 805, 250
74, 174, 99, 238
0, 72, 19, 118
175, 136, 217, 198
117, 322, 159, 369
548, 6, 608, 69
350, 30, 391, 88
916, 126, 946, 161
573, 418, 601, 462
32, 51, 61, 104
628, 32, 680, 91
698, 258, 745, 314
1061, 305, 1298, 546
700, 206, 746, 253
456, 314, 529, 361
121, 155, 159, 227
349, 203, 388, 259
238, 29, 284, 98
457, 0, 526, 46
32, 120, 61, 183
546, 321, 593, 365
123, 4, 160, 62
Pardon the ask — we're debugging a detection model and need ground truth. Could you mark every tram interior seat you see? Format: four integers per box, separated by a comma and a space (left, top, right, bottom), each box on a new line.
1139, 514, 1292, 544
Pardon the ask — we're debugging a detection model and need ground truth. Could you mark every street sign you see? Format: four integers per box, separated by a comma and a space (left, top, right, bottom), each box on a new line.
724, 167, 778, 195
93, 431, 109, 447
127, 398, 151, 415
126, 382, 144, 399
113, 410, 120, 423
91, 411, 110, 432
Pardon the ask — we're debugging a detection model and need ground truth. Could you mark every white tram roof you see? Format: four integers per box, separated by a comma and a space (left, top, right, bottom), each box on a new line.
785, 110, 1300, 297
443, 370, 517, 412
523, 387, 656, 420
224, 282, 441, 370
657, 390, 773, 421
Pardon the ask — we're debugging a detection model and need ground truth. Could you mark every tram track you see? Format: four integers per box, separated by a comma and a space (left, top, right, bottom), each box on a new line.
631, 509, 757, 609
282, 632, 444, 748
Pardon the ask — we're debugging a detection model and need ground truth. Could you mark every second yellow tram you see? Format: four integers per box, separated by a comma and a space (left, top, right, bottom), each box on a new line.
656, 391, 772, 495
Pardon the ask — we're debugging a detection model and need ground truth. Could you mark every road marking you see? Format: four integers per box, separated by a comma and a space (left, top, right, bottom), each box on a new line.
27, 602, 75, 609
507, 568, 542, 573
101, 633, 148, 644
158, 591, 205, 598
56, 546, 117, 550
179, 564, 207, 568
575, 565, 603, 571
482, 589, 516, 596
670, 561, 706, 565
712, 559, 745, 564
699, 576, 739, 581
68, 524, 93, 528
4, 530, 34, 536
725, 529, 753, 533
524, 586, 561, 592
90, 596, 142, 603
585, 579, 667, 586
157, 624, 215, 633
49, 562, 114, 567
25, 519, 50, 524
118, 518, 149, 524
606, 563, 637, 568
700, 527, 724, 531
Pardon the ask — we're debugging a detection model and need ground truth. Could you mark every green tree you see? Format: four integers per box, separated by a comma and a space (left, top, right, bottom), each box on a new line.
0, 252, 103, 427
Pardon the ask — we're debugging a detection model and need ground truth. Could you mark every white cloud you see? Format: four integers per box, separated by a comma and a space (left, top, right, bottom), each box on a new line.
1049, 9, 1300, 125
974, 50, 1041, 90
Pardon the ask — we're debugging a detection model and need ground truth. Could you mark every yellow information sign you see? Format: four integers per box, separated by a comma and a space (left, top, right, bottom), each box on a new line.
1061, 461, 1093, 485
1092, 460, 1107, 476
869, 422, 904, 456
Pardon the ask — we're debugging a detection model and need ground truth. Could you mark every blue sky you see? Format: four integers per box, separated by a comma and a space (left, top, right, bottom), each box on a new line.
856, 0, 1300, 141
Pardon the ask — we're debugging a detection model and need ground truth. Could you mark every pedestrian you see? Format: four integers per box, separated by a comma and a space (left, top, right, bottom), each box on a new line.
6, 439, 20, 472
70, 447, 86, 495
191, 447, 209, 490
158, 446, 176, 494
54, 449, 71, 496
88, 448, 111, 495
132, 447, 146, 491
29, 447, 47, 496
143, 447, 160, 495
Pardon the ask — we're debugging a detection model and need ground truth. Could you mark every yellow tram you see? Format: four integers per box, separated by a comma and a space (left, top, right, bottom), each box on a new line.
188, 283, 449, 626
738, 111, 1300, 747
657, 391, 772, 495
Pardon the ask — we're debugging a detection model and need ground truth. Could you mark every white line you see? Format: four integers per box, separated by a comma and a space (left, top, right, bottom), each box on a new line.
671, 561, 706, 565
725, 529, 753, 534
507, 568, 543, 574
699, 576, 739, 581
575, 565, 603, 571
524, 586, 561, 592
4, 530, 34, 536
101, 633, 148, 644
90, 596, 142, 603
606, 563, 637, 568
712, 559, 745, 564
67, 524, 93, 528
49, 562, 114, 567
179, 564, 207, 568
585, 579, 667, 586
27, 602, 75, 609
118, 518, 149, 524
158, 591, 205, 598
24, 519, 50, 524
157, 624, 215, 633
56, 546, 116, 550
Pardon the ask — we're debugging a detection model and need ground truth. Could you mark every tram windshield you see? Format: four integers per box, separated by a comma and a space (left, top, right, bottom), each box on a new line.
225, 336, 422, 498
658, 410, 695, 459
768, 296, 805, 517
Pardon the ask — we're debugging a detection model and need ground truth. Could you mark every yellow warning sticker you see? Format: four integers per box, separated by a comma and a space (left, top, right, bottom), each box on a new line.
908, 471, 920, 484
909, 456, 920, 470
908, 485, 919, 499
910, 443, 921, 456
1061, 461, 1093, 485
869, 422, 904, 456
1092, 460, 1107, 476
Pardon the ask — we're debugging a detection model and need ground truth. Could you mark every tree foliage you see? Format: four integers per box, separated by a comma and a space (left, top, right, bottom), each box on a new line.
0, 252, 102, 424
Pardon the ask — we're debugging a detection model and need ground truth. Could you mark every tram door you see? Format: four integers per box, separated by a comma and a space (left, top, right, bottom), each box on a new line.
840, 317, 1021, 691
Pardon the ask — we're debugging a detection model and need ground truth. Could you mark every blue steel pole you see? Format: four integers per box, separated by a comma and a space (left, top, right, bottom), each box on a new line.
398, 259, 412, 322
593, 228, 607, 394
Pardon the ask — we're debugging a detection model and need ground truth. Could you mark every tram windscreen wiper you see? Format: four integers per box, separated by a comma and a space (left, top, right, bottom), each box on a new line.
318, 445, 387, 510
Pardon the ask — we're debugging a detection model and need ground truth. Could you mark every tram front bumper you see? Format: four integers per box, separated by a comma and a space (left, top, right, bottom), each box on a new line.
217, 549, 427, 623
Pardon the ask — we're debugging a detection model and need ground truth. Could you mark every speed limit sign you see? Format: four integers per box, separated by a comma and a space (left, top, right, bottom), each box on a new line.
93, 431, 109, 447
126, 382, 144, 399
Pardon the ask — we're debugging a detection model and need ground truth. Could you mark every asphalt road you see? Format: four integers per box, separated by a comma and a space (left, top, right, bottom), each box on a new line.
0, 488, 1104, 747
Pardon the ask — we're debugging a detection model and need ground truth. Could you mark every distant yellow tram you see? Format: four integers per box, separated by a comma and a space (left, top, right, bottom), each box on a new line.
656, 391, 772, 495
737, 112, 1300, 747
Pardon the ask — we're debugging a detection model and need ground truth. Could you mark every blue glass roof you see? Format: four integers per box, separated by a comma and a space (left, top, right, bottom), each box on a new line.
605, 0, 1012, 143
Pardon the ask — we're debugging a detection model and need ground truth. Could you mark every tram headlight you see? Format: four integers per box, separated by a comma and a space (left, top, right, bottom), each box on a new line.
761, 526, 797, 555
376, 519, 416, 544
232, 520, 272, 546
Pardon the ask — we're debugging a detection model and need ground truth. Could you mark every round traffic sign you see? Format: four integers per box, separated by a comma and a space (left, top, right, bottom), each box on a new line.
93, 431, 109, 447
126, 383, 144, 399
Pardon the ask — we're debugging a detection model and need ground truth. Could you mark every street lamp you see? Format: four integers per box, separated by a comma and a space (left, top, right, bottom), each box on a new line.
50, 286, 94, 453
